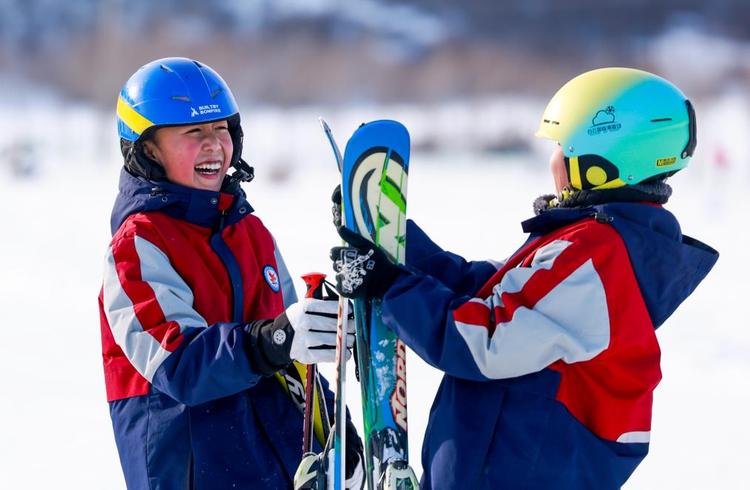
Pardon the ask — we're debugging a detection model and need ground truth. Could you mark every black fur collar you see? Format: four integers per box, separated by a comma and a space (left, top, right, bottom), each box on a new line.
533, 180, 672, 215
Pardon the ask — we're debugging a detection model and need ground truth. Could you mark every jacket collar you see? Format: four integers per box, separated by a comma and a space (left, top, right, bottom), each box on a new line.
522, 202, 718, 329
110, 168, 254, 235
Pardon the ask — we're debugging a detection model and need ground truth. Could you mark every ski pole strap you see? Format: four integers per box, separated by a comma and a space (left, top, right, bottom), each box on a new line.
315, 368, 332, 435
302, 272, 327, 299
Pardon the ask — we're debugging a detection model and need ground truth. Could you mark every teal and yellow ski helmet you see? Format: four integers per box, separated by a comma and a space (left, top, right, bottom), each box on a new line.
536, 67, 696, 191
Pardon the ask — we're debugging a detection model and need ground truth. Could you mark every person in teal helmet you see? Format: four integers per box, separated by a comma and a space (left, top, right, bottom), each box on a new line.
100, 57, 364, 489
330, 67, 718, 489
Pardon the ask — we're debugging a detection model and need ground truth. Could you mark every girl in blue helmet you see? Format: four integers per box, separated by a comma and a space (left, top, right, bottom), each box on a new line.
329, 68, 718, 489
99, 58, 364, 489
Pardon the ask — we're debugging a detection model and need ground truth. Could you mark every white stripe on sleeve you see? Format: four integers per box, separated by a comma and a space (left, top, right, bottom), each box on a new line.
102, 236, 208, 381
616, 431, 650, 444
272, 238, 298, 308
456, 256, 610, 380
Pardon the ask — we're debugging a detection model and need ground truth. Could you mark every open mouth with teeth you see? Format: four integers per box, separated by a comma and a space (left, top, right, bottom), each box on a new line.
194, 161, 223, 176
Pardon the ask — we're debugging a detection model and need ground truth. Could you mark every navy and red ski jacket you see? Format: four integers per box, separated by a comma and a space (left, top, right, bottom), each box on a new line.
99, 169, 330, 489
382, 203, 717, 489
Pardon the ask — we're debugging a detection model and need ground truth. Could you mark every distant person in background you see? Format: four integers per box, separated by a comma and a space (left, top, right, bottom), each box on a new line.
330, 68, 718, 489
99, 57, 363, 489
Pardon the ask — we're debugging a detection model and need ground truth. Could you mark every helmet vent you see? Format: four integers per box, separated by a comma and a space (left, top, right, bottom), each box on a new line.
651, 118, 672, 122
171, 95, 191, 102
159, 64, 174, 73
193, 60, 203, 68
211, 88, 223, 98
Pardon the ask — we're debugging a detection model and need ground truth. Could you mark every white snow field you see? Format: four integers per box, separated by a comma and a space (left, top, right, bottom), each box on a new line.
0, 101, 747, 489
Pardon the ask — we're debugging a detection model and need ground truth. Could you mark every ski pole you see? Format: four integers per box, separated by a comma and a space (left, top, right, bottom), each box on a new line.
301, 272, 328, 455
319, 117, 347, 490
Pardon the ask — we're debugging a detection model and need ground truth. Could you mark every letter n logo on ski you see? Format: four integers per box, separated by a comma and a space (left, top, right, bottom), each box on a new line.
390, 339, 408, 432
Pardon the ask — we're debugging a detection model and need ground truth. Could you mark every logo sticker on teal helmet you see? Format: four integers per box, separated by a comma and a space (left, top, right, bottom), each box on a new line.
588, 106, 622, 136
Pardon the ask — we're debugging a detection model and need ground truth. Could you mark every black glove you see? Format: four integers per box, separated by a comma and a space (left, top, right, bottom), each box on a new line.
245, 314, 294, 376
330, 226, 404, 299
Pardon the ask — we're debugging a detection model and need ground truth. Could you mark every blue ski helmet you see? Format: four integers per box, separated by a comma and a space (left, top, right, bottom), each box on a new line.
117, 57, 253, 184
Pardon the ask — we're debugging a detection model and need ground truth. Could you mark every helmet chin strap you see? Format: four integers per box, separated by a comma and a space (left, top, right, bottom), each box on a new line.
221, 160, 254, 194
225, 114, 254, 186
229, 158, 254, 183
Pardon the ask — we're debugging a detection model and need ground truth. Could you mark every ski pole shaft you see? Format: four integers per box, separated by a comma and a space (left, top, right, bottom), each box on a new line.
318, 117, 348, 490
332, 298, 348, 490
301, 273, 328, 454
303, 365, 316, 453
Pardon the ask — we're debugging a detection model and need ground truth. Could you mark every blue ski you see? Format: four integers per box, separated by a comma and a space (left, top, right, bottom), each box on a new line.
340, 120, 419, 490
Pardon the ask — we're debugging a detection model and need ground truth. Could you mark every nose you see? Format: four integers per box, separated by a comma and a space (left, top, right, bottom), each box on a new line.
200, 129, 222, 151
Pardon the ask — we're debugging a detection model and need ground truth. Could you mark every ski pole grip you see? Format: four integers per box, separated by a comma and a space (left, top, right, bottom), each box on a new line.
302, 272, 327, 299
300, 272, 327, 455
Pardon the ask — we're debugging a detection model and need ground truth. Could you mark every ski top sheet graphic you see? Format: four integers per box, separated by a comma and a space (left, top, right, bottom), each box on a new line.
340, 120, 418, 490
344, 146, 408, 265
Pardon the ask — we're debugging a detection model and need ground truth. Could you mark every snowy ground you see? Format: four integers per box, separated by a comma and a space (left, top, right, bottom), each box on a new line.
0, 104, 748, 489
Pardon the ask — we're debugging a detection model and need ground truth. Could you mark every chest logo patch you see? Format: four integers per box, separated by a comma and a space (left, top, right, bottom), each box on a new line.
263, 265, 281, 292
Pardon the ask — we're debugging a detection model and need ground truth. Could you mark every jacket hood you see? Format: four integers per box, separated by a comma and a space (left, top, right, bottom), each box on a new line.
523, 202, 718, 328
110, 168, 254, 235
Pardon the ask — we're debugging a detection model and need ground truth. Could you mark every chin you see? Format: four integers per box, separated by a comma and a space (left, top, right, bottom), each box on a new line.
194, 173, 227, 192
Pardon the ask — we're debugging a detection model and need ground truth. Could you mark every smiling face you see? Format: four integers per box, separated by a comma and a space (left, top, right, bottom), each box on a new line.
143, 120, 233, 192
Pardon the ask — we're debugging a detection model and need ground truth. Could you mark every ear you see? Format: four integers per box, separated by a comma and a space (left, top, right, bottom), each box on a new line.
142, 140, 160, 163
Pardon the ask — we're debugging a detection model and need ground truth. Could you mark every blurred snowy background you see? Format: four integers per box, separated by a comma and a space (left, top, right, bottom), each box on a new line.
0, 0, 748, 488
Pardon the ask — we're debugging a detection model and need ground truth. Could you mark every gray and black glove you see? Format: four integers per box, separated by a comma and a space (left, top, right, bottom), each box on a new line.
246, 297, 355, 375
330, 226, 405, 299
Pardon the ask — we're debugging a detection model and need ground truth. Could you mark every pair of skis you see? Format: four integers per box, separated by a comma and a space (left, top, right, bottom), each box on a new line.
300, 119, 419, 490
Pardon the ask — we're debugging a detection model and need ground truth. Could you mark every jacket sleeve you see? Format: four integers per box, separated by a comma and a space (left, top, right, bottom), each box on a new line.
102, 232, 264, 406
405, 219, 500, 296
383, 236, 612, 381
